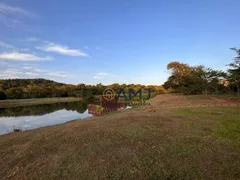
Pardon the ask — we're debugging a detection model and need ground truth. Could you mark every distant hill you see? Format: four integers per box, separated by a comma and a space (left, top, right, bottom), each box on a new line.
0, 78, 66, 89
0, 78, 165, 100
0, 78, 77, 100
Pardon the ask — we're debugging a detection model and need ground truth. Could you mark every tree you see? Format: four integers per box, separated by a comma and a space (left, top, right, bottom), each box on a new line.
227, 48, 240, 96
6, 87, 24, 99
0, 91, 7, 100
203, 68, 227, 94
164, 61, 229, 95
167, 61, 193, 78
164, 62, 205, 94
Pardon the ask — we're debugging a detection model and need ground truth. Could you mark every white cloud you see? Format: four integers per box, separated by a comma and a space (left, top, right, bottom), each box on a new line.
0, 41, 30, 52
0, 67, 70, 79
93, 76, 101, 79
0, 69, 23, 79
94, 72, 108, 79
0, 61, 9, 66
0, 3, 36, 17
25, 37, 42, 42
21, 48, 29, 52
34, 68, 46, 73
22, 66, 32, 70
0, 52, 53, 61
0, 3, 37, 28
26, 38, 89, 57
5, 69, 24, 75
0, 74, 19, 79
36, 42, 88, 57
45, 72, 70, 78
0, 12, 27, 29
25, 72, 39, 76
0, 41, 16, 49
96, 72, 108, 76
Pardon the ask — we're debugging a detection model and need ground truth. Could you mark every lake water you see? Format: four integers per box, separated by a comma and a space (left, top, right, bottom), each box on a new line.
0, 102, 93, 135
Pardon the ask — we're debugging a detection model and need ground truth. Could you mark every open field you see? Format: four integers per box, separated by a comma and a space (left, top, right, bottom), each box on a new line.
211, 94, 240, 101
0, 97, 82, 108
0, 94, 239, 179
150, 94, 240, 108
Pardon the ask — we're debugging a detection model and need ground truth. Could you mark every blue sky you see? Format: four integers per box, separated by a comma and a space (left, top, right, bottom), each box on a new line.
0, 0, 240, 85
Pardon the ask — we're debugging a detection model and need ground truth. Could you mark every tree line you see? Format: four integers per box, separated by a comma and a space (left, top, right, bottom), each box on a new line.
1, 48, 238, 100
163, 48, 240, 96
0, 78, 165, 100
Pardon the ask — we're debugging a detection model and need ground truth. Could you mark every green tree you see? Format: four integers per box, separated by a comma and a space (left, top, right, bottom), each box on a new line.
203, 68, 227, 94
6, 87, 23, 99
227, 48, 240, 96
164, 62, 205, 94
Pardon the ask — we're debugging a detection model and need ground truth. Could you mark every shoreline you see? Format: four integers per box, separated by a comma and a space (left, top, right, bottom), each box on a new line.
0, 97, 82, 108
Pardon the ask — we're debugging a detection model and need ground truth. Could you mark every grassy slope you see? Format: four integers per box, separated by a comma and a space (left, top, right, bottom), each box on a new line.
0, 95, 239, 179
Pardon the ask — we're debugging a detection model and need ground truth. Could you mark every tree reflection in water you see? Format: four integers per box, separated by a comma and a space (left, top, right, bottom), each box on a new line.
0, 101, 88, 117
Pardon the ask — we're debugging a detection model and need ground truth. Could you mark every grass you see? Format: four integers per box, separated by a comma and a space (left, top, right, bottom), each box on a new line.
184, 95, 216, 104
172, 107, 240, 148
0, 97, 81, 108
212, 93, 240, 101
0, 94, 239, 179
121, 123, 147, 138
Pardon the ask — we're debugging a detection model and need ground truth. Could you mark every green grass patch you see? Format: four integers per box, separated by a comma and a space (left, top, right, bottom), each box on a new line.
172, 107, 240, 148
121, 124, 147, 139
212, 94, 240, 101
185, 95, 209, 100
172, 106, 239, 119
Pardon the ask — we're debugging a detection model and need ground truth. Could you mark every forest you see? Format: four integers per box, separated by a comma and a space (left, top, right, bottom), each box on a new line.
0, 48, 239, 100
0, 78, 165, 100
163, 48, 240, 96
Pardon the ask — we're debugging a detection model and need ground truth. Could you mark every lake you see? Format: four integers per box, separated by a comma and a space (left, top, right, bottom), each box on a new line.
0, 102, 93, 135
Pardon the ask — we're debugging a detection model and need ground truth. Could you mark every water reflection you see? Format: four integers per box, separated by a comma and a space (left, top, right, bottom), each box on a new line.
0, 102, 92, 135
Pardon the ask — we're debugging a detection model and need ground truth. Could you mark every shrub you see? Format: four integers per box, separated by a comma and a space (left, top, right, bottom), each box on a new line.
13, 128, 22, 132
96, 105, 104, 115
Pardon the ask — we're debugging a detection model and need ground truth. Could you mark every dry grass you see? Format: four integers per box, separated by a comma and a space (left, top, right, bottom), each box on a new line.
0, 94, 239, 179
151, 94, 240, 108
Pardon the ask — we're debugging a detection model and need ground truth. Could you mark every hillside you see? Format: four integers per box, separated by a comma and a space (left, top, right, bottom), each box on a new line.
0, 78, 165, 100
0, 78, 66, 89
0, 94, 239, 179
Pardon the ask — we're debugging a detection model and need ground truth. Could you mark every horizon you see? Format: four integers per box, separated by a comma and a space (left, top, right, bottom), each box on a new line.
0, 78, 164, 86
1, 0, 240, 85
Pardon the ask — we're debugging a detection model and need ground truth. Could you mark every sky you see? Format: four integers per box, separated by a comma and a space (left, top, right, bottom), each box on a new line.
0, 0, 240, 85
